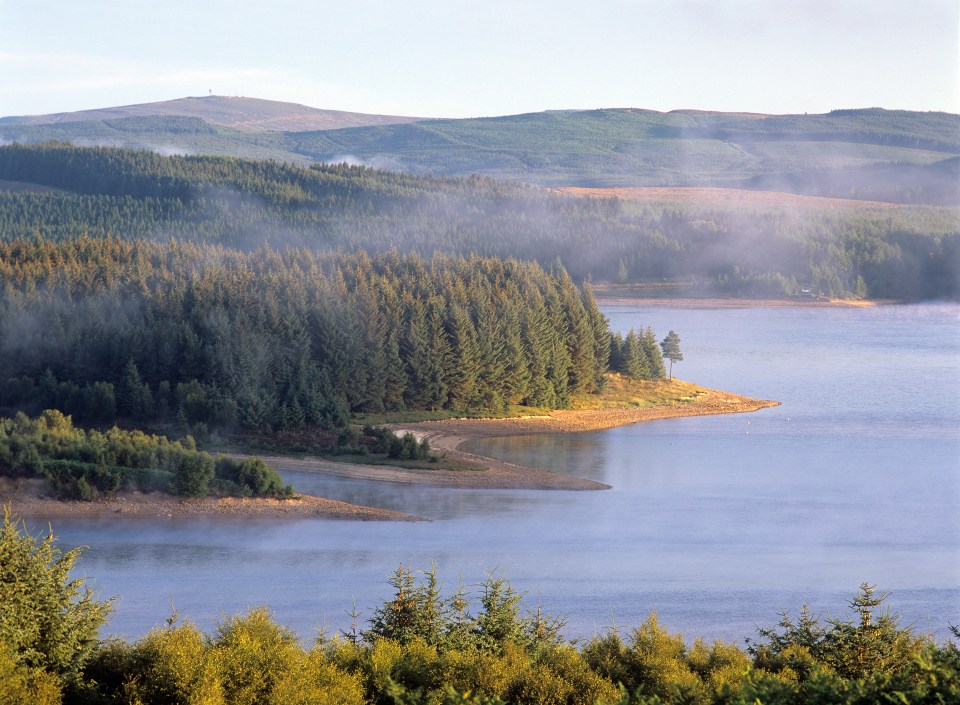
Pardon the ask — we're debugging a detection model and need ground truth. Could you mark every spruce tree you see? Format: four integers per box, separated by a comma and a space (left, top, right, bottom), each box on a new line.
425, 297, 453, 410
623, 329, 651, 379
447, 302, 481, 410
401, 300, 434, 409
499, 303, 532, 406
644, 327, 667, 379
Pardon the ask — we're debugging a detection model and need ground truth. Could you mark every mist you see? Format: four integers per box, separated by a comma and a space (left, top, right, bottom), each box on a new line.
0, 141, 957, 301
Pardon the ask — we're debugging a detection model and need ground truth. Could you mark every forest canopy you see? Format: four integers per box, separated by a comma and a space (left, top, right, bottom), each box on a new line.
0, 143, 957, 300
0, 239, 616, 433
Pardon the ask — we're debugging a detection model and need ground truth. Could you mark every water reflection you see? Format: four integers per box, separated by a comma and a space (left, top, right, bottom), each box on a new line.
462, 434, 610, 483
280, 468, 587, 520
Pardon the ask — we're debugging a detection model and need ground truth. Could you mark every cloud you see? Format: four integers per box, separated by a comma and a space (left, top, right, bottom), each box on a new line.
153, 145, 195, 157
328, 154, 409, 171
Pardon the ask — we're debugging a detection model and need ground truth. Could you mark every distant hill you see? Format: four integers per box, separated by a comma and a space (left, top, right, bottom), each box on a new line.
0, 142, 956, 300
1, 101, 957, 203
0, 95, 425, 132
283, 108, 960, 202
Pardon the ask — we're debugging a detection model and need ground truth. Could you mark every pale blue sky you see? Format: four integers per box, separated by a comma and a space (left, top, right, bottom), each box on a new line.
2, 0, 957, 118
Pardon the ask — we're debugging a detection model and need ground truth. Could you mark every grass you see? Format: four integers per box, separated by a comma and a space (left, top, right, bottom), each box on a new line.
357, 376, 709, 421
568, 375, 709, 411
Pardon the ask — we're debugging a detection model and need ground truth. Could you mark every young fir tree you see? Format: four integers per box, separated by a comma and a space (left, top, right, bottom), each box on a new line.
0, 509, 113, 682
644, 326, 667, 379
622, 329, 651, 380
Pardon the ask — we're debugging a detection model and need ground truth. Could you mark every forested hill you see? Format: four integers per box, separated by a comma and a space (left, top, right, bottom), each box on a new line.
0, 240, 610, 434
1, 105, 957, 203
0, 143, 957, 300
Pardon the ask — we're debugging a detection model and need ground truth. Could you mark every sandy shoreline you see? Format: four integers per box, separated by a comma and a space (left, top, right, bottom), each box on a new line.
2, 386, 778, 519
385, 386, 779, 489
257, 386, 778, 492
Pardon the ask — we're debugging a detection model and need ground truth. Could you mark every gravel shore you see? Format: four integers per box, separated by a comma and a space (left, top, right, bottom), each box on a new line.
258, 387, 778, 492
382, 386, 779, 489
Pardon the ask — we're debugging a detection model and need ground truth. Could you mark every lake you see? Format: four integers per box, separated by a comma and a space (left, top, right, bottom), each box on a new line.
38, 303, 960, 644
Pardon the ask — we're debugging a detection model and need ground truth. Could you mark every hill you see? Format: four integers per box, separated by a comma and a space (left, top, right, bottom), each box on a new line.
284, 108, 960, 202
1, 103, 956, 204
0, 95, 425, 132
0, 142, 956, 300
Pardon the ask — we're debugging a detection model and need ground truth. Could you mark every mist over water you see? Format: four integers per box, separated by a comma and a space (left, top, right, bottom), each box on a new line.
40, 303, 960, 644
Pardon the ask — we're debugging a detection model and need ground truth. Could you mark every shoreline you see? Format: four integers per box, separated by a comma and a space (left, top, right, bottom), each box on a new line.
400, 387, 779, 442
258, 386, 778, 492
594, 296, 887, 308
1, 386, 779, 517
0, 478, 424, 522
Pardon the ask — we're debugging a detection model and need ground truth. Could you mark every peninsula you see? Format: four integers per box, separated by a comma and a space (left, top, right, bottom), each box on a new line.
233, 383, 778, 493
2, 383, 777, 520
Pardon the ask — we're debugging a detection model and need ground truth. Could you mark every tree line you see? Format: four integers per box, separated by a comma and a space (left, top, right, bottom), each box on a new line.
0, 238, 620, 436
0, 409, 289, 500
0, 143, 956, 300
2, 520, 959, 704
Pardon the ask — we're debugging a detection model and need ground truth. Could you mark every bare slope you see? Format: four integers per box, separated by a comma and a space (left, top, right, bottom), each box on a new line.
0, 95, 425, 132
550, 186, 902, 209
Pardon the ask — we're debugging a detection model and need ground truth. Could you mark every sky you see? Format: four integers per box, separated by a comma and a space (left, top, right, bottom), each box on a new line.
1, 0, 957, 119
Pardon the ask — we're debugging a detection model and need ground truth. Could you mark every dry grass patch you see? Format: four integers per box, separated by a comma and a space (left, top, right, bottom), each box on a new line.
570, 375, 708, 411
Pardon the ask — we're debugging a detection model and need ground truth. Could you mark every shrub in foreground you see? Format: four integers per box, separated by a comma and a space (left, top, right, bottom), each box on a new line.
1, 516, 958, 705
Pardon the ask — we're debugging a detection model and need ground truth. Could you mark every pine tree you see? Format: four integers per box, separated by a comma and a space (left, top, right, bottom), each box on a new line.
583, 282, 611, 385
472, 294, 508, 411
558, 275, 596, 394
425, 297, 453, 410
544, 290, 572, 407
660, 330, 684, 380
363, 566, 426, 645
521, 290, 557, 408
609, 332, 625, 374
381, 329, 408, 412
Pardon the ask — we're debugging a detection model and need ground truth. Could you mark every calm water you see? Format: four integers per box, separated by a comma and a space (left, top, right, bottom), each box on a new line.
36, 303, 960, 644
